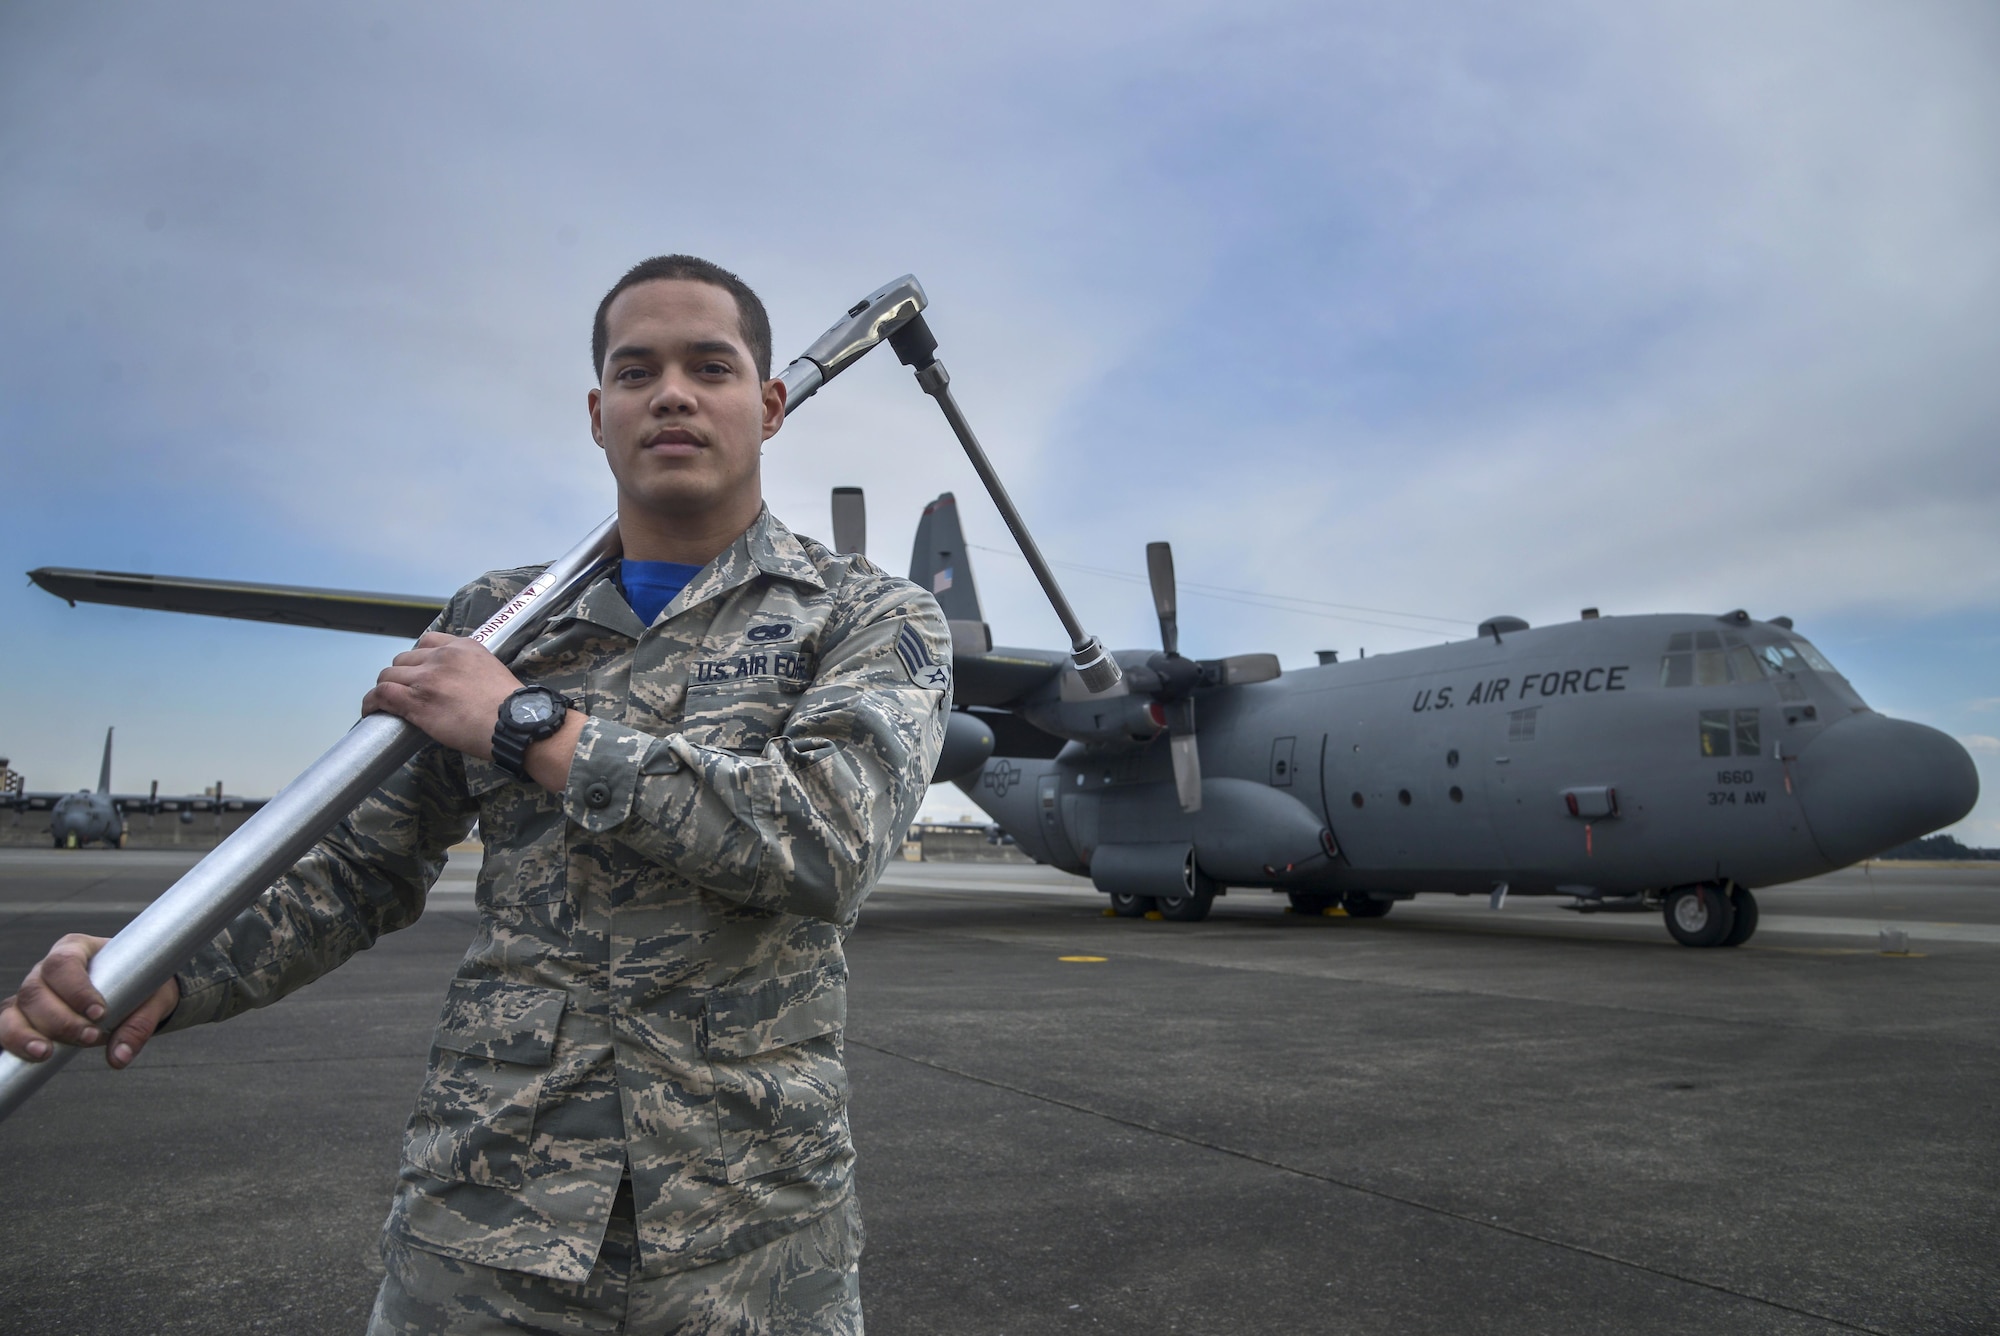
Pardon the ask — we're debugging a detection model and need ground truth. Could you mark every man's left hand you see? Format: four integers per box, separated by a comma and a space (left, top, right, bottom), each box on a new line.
363, 631, 521, 760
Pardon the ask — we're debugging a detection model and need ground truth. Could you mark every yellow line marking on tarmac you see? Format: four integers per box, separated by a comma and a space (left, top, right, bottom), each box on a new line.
1058, 955, 1108, 963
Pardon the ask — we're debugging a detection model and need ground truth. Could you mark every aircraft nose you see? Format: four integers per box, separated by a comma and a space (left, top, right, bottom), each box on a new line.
1793, 712, 1980, 867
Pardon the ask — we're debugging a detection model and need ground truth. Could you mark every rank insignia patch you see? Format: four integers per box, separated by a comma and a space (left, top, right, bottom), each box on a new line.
896, 623, 951, 691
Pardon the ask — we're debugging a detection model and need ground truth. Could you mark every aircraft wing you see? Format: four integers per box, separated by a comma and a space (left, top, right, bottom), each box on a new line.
30, 566, 1072, 699
28, 568, 445, 639
108, 791, 269, 814
5, 790, 269, 814
4, 791, 70, 812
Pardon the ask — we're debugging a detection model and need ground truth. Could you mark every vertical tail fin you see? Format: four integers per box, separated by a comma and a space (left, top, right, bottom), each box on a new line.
908, 492, 986, 625
97, 727, 113, 795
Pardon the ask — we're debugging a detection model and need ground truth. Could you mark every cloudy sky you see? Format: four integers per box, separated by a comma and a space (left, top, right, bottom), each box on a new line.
2, 1, 1995, 840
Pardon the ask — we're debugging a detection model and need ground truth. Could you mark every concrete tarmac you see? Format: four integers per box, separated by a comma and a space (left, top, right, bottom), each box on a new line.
0, 850, 1994, 1334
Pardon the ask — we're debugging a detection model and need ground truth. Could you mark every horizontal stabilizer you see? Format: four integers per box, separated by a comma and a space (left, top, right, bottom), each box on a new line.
953, 646, 1066, 708
28, 568, 445, 639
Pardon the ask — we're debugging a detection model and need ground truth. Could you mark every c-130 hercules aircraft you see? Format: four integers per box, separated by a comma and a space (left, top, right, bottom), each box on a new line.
29, 485, 1979, 948
2, 726, 266, 848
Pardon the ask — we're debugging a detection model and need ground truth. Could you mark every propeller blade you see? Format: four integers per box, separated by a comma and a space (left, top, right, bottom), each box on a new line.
1161, 697, 1201, 812
1206, 653, 1282, 687
1145, 541, 1178, 657
831, 487, 866, 556
1169, 732, 1202, 812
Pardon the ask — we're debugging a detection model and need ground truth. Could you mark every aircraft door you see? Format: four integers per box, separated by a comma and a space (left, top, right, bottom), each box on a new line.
1038, 773, 1080, 869
1317, 732, 1350, 857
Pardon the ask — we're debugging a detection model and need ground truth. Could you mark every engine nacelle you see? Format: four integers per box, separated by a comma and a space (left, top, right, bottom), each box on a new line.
1016, 692, 1163, 747
934, 710, 996, 783
1090, 842, 1195, 898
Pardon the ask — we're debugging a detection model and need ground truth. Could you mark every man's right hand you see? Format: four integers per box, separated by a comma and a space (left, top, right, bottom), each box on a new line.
0, 934, 180, 1069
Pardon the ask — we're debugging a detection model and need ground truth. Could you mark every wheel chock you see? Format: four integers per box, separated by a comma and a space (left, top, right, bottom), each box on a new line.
1324, 906, 1348, 917
1144, 911, 1165, 921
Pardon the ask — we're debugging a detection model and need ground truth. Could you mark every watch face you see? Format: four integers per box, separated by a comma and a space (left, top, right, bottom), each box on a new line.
510, 692, 554, 726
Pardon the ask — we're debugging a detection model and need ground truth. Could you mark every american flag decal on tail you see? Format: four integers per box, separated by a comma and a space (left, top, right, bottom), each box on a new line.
896, 623, 952, 691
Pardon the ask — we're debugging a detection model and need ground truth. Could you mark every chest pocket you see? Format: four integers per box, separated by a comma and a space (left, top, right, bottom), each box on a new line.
680, 679, 803, 755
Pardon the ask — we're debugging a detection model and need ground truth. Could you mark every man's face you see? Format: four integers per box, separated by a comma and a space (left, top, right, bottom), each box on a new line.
588, 279, 783, 524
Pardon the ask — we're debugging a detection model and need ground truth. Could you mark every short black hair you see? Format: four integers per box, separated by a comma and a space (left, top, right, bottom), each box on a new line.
591, 255, 773, 382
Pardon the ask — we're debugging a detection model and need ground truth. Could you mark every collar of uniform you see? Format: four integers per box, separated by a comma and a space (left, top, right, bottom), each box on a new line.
674, 504, 826, 611
563, 570, 650, 640
551, 507, 824, 640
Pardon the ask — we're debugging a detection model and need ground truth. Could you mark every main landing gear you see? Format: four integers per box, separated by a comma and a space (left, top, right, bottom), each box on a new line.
1157, 865, 1219, 922
1663, 882, 1758, 948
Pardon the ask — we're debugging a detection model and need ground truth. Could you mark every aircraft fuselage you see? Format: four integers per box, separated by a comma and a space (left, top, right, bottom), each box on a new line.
962, 613, 1977, 908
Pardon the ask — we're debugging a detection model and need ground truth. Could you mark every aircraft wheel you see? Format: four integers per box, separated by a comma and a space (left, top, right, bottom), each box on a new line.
1342, 893, 1393, 919
1156, 887, 1215, 922
1288, 891, 1337, 914
1664, 884, 1736, 948
1109, 893, 1155, 918
52, 835, 64, 849
1721, 885, 1759, 947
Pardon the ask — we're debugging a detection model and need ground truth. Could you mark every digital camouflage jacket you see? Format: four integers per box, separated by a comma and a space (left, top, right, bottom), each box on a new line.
162, 507, 951, 1282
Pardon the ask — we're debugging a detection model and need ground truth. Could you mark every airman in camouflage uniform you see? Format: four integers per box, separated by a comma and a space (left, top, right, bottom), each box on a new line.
0, 256, 949, 1333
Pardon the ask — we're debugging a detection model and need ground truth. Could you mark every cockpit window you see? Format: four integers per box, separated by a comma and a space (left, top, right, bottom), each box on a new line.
1758, 642, 1805, 675
1791, 639, 1837, 673
1699, 709, 1731, 756
1699, 708, 1761, 757
1661, 629, 1764, 688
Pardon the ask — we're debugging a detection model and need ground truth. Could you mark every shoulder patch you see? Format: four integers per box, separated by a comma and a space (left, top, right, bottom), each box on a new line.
896, 623, 952, 692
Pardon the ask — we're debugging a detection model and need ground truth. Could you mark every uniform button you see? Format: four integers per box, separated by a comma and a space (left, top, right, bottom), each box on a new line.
585, 782, 612, 810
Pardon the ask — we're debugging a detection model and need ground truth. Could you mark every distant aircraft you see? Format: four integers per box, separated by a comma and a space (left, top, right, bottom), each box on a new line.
27, 489, 1981, 943
4, 727, 267, 849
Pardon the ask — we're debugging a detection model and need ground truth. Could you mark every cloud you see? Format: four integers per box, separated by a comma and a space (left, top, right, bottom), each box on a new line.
1959, 735, 2000, 754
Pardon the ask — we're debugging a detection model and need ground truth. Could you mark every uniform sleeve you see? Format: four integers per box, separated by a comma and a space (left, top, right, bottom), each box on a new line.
561, 585, 950, 926
161, 605, 483, 1033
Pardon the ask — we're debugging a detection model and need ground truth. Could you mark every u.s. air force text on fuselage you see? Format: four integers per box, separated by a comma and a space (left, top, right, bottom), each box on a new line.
1411, 664, 1632, 714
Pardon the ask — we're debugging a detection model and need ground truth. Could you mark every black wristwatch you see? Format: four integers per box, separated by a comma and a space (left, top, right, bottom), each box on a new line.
491, 685, 570, 781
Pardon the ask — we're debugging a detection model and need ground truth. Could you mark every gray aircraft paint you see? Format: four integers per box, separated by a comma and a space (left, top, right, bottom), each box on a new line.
961, 611, 1975, 905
